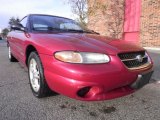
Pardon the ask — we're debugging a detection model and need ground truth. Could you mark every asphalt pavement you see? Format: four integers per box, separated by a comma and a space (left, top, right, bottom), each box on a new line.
0, 40, 160, 120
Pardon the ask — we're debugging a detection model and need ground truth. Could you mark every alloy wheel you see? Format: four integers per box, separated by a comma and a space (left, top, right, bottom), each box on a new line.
29, 58, 40, 92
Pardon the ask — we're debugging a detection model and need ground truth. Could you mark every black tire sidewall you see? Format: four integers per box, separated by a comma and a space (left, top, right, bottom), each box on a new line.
28, 52, 48, 98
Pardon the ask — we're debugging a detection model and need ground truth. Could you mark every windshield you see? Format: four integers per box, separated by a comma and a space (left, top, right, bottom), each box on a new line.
31, 15, 88, 32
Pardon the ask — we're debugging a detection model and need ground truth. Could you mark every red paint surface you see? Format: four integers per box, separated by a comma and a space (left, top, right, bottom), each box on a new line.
123, 0, 141, 44
8, 31, 153, 101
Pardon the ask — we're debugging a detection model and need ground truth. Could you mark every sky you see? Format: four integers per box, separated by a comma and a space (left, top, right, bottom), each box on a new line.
0, 0, 73, 30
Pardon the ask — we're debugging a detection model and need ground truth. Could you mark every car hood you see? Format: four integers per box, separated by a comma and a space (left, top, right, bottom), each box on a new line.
33, 33, 144, 55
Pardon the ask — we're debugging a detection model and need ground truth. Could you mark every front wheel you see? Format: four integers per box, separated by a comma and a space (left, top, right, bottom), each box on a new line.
28, 51, 52, 98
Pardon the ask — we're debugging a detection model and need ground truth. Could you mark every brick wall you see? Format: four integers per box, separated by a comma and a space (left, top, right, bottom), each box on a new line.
140, 0, 160, 47
88, 0, 125, 39
88, 0, 160, 47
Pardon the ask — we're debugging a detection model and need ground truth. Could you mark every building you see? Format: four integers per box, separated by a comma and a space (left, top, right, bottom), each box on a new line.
88, 0, 160, 47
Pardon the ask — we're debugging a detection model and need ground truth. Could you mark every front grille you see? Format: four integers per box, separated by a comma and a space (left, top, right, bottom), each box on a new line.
118, 51, 149, 69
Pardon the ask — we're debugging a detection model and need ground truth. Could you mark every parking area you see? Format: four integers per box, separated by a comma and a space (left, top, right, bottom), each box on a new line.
0, 40, 160, 120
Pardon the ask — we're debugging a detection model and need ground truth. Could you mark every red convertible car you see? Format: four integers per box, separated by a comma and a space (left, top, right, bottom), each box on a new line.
7, 14, 153, 101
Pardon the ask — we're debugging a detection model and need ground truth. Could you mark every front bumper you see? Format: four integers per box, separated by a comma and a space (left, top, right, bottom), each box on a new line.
130, 71, 154, 89
40, 54, 153, 101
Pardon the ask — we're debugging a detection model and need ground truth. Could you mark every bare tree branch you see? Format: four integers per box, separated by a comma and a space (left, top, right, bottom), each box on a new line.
67, 0, 88, 26
88, 0, 125, 38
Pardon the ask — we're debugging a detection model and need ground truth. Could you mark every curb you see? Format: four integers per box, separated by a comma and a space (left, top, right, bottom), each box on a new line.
144, 47, 160, 51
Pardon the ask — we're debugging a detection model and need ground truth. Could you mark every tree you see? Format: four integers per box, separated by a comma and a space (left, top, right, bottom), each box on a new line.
88, 0, 125, 39
1, 28, 9, 38
67, 0, 124, 38
8, 17, 20, 26
105, 0, 124, 38
67, 0, 88, 27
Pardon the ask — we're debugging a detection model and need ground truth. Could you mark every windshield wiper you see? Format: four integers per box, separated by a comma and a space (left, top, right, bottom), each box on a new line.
33, 27, 100, 35
65, 29, 84, 33
65, 29, 100, 34
83, 30, 100, 35
33, 27, 61, 31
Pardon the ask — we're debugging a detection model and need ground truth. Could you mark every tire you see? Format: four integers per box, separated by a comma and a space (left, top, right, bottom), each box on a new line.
8, 46, 18, 62
28, 51, 52, 98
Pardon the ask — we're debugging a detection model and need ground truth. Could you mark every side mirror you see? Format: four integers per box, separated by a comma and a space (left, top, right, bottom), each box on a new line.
11, 23, 25, 32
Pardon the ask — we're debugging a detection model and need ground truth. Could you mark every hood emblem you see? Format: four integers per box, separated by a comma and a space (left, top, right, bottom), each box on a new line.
136, 55, 143, 62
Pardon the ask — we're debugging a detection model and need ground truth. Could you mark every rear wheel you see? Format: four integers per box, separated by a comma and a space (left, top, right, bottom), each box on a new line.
8, 46, 17, 62
28, 51, 52, 98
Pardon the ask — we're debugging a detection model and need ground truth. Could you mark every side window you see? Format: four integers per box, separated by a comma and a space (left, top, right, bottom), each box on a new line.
20, 17, 28, 27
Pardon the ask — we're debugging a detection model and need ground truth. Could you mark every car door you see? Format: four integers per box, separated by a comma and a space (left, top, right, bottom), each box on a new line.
12, 17, 29, 64
8, 28, 19, 60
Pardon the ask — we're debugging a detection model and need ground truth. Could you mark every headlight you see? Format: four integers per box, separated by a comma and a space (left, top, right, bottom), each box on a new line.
54, 51, 110, 64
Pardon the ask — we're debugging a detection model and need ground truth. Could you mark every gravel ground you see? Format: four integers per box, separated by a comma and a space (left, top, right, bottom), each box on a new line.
0, 40, 160, 120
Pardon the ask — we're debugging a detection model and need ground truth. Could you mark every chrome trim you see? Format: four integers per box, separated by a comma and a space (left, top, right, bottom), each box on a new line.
118, 51, 151, 70
128, 62, 152, 70
121, 55, 148, 62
